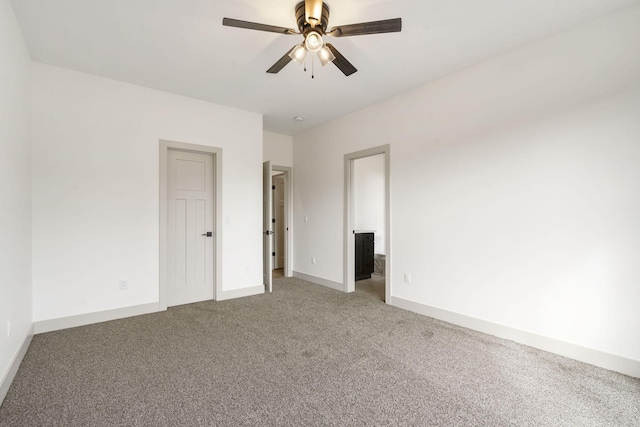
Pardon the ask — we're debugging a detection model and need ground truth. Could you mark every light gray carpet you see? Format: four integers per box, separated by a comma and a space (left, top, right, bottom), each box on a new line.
1, 277, 638, 426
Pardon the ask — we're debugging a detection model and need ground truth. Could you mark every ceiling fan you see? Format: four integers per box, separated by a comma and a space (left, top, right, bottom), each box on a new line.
222, 0, 402, 76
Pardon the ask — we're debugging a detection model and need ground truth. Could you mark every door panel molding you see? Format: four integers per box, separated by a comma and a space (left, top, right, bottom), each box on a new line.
160, 140, 222, 309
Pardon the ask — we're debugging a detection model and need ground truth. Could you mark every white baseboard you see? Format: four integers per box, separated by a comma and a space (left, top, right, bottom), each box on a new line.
33, 286, 266, 334
33, 302, 161, 334
0, 324, 34, 406
389, 296, 640, 378
216, 285, 264, 301
293, 271, 345, 292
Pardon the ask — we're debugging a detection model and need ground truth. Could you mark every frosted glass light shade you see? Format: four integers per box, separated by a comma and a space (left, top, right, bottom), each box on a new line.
318, 45, 335, 66
288, 44, 307, 64
305, 31, 323, 53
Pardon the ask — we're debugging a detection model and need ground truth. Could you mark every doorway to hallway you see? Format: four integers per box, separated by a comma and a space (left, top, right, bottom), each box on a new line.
263, 165, 293, 286
352, 153, 386, 301
344, 145, 390, 303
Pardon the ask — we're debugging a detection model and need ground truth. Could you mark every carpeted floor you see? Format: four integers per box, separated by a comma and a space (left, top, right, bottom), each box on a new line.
1, 277, 638, 426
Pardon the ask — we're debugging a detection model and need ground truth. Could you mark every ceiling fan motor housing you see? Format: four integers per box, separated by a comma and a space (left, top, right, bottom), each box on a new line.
295, 1, 330, 35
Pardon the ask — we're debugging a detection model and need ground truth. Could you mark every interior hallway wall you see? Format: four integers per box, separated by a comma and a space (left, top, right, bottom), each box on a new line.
292, 4, 640, 371
0, 0, 32, 400
31, 63, 263, 323
263, 131, 293, 167
354, 154, 386, 255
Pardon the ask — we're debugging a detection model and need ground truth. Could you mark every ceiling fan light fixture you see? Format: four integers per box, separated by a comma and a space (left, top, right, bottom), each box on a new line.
288, 43, 307, 64
224, 1, 402, 77
317, 45, 335, 66
305, 31, 323, 53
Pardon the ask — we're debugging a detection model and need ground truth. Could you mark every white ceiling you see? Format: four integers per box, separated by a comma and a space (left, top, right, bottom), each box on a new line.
11, 0, 639, 135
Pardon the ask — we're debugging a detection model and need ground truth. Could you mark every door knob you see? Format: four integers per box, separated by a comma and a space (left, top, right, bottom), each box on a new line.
202, 232, 213, 237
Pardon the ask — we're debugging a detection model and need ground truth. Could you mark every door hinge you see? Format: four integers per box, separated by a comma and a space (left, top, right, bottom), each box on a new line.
272, 218, 276, 223
272, 252, 276, 256
272, 185, 276, 190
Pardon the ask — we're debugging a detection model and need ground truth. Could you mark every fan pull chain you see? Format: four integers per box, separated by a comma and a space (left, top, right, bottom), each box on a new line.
312, 55, 315, 79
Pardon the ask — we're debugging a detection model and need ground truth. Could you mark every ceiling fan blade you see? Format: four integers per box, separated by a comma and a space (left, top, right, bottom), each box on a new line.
222, 18, 297, 35
326, 44, 357, 76
328, 18, 402, 37
266, 47, 296, 74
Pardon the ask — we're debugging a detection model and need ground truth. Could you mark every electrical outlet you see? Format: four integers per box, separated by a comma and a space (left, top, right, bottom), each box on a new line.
119, 279, 128, 290
311, 257, 316, 265
7, 320, 11, 337
404, 273, 412, 285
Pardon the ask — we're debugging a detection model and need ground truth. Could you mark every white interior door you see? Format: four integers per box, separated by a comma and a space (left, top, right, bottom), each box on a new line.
263, 161, 273, 292
167, 150, 215, 306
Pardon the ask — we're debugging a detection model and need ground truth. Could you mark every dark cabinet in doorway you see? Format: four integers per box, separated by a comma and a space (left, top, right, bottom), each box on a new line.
355, 232, 374, 281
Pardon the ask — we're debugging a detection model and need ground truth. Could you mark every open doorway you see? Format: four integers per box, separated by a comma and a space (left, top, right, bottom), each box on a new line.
344, 145, 390, 303
270, 166, 292, 281
353, 154, 386, 300
272, 172, 285, 279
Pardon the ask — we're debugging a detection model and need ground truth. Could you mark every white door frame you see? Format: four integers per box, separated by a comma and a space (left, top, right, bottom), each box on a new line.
159, 140, 222, 310
344, 145, 391, 303
263, 161, 273, 292
272, 165, 293, 277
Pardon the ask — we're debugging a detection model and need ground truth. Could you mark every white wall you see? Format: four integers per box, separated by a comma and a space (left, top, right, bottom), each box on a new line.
31, 63, 263, 322
354, 154, 385, 254
293, 4, 640, 371
263, 131, 293, 167
0, 0, 32, 399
